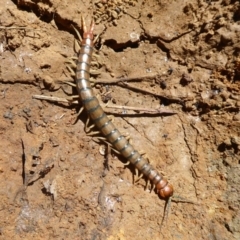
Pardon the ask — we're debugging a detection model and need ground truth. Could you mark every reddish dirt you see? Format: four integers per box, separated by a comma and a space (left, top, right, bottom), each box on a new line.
0, 0, 240, 239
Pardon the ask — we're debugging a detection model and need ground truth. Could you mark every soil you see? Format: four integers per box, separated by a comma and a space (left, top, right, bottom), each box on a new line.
0, 0, 240, 239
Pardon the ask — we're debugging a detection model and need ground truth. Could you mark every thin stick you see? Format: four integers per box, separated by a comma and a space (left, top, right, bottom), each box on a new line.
105, 104, 177, 115
0, 26, 40, 30
32, 95, 78, 104
32, 94, 176, 115
90, 77, 183, 102
60, 75, 183, 101
55, 77, 151, 88
92, 75, 159, 84
171, 195, 199, 204
120, 82, 183, 102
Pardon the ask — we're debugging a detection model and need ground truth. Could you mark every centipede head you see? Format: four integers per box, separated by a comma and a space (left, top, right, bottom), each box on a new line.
81, 15, 95, 39
156, 179, 174, 199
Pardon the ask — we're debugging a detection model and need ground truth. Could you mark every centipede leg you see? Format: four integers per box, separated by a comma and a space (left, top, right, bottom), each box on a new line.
85, 118, 99, 134
67, 56, 78, 62
72, 25, 82, 42
77, 106, 84, 116
69, 105, 85, 124
66, 65, 76, 77
96, 138, 121, 155
92, 53, 100, 60
66, 59, 77, 68
145, 179, 149, 190
98, 140, 121, 159
160, 197, 172, 231
93, 34, 100, 44
70, 56, 78, 61
123, 161, 130, 166
74, 39, 81, 53
108, 115, 114, 123
85, 117, 94, 132
133, 168, 142, 185
134, 170, 143, 184
92, 136, 108, 144
65, 81, 77, 87
71, 25, 81, 53
145, 179, 154, 192
90, 69, 102, 76
139, 150, 146, 156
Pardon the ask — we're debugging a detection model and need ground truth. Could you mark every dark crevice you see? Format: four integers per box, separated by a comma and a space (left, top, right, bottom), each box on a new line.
105, 32, 162, 52
12, 0, 53, 23
11, 0, 77, 32
20, 139, 26, 185
10, 1, 94, 43
41, 187, 53, 197
10, 0, 176, 56
104, 39, 140, 52
104, 34, 172, 54
53, 14, 79, 32
217, 142, 238, 154
233, 5, 240, 22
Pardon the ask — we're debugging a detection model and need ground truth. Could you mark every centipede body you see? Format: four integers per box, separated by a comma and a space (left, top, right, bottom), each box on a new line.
75, 18, 173, 199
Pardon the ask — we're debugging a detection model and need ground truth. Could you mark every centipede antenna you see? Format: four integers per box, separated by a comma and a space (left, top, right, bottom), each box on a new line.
81, 15, 87, 33
90, 19, 95, 33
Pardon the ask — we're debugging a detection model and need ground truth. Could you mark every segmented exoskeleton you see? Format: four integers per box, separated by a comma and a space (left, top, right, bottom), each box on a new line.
76, 18, 173, 199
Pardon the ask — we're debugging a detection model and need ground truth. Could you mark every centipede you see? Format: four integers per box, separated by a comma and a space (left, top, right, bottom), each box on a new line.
75, 17, 173, 199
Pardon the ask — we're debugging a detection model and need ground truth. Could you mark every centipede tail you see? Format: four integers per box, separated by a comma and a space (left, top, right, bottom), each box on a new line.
76, 17, 173, 199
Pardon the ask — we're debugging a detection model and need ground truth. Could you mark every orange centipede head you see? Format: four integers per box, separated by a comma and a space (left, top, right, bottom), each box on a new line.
81, 16, 95, 39
158, 183, 174, 199
156, 179, 174, 199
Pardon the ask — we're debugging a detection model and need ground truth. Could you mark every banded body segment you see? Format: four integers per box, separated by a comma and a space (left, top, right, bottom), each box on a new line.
75, 19, 173, 199
76, 37, 94, 101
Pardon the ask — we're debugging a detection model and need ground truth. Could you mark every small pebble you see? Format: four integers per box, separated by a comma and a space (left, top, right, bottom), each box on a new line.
231, 136, 240, 145
233, 112, 240, 121
111, 10, 118, 19
3, 111, 13, 119
223, 138, 231, 146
